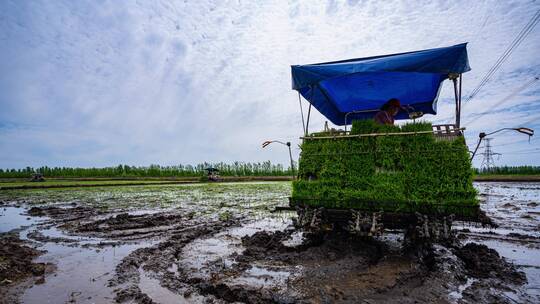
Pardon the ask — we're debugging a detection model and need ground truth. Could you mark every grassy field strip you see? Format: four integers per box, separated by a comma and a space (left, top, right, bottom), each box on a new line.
0, 180, 198, 190
0, 175, 538, 190
0, 176, 293, 190
473, 175, 540, 181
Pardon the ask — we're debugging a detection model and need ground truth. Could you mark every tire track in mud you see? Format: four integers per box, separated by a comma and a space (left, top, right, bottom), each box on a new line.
110, 220, 294, 303
111, 222, 528, 304
5, 205, 531, 304
109, 221, 235, 303
2, 204, 236, 303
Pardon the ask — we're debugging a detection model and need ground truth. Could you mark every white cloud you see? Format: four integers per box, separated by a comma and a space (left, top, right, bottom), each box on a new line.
0, 0, 539, 168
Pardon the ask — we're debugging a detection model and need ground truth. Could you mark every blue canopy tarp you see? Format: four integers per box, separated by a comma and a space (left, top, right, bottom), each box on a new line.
291, 43, 471, 125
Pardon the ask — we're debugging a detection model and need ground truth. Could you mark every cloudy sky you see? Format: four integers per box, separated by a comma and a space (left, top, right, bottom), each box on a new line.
1, 0, 539, 169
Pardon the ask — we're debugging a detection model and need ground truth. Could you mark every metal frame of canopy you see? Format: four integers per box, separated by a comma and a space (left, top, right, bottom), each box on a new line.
296, 73, 463, 135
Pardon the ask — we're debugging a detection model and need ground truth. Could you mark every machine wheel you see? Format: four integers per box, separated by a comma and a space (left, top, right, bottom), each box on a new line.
404, 213, 455, 246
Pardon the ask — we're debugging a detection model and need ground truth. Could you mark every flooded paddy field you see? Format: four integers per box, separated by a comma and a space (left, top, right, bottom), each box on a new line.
0, 181, 538, 303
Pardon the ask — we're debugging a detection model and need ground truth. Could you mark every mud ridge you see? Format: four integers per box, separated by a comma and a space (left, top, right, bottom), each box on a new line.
26, 230, 78, 244
72, 213, 184, 233
28, 205, 100, 221
0, 232, 52, 304
454, 243, 526, 283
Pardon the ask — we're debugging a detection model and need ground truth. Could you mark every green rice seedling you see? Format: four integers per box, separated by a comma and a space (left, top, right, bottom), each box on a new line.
292, 120, 478, 217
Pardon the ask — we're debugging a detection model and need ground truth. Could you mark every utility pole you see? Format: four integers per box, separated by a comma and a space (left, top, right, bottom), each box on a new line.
479, 138, 501, 172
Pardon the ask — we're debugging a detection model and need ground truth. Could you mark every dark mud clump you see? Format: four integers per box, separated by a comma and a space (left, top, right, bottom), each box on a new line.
455, 243, 526, 284
241, 230, 382, 264
506, 232, 540, 240
0, 232, 52, 304
241, 230, 292, 249
196, 282, 290, 304
73, 212, 182, 233
237, 231, 418, 303
26, 230, 78, 244
232, 231, 529, 303
240, 230, 295, 261
114, 285, 156, 304
455, 243, 528, 304
27, 205, 99, 220
27, 206, 48, 216
0, 233, 47, 284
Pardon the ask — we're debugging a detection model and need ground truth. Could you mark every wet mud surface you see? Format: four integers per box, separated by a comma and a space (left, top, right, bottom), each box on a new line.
0, 232, 53, 304
0, 181, 538, 303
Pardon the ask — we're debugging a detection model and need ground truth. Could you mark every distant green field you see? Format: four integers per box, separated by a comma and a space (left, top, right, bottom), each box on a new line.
0, 182, 292, 217
474, 175, 540, 181
0, 179, 196, 190
0, 176, 292, 190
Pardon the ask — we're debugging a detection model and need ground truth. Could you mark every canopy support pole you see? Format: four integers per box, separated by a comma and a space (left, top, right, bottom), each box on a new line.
304, 86, 315, 136
458, 74, 462, 128
298, 92, 306, 135
305, 104, 312, 136
451, 73, 462, 128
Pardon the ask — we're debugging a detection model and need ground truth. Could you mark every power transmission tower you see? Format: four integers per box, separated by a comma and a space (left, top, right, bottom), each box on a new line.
479, 138, 501, 172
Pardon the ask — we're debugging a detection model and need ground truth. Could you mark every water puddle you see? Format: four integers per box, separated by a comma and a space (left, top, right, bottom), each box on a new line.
460, 182, 540, 303
448, 278, 477, 302
0, 206, 40, 232
282, 231, 305, 247
0, 204, 157, 304
229, 265, 291, 288
138, 268, 206, 304
22, 242, 148, 304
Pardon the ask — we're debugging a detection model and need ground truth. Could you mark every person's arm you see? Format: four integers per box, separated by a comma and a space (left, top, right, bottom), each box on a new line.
374, 111, 391, 125
374, 111, 384, 125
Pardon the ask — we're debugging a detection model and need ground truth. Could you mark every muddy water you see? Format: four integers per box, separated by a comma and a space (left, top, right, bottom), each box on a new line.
0, 183, 291, 303
180, 218, 291, 280
0, 181, 539, 303
22, 242, 149, 303
137, 267, 207, 304
0, 206, 40, 232
0, 207, 156, 303
456, 182, 540, 303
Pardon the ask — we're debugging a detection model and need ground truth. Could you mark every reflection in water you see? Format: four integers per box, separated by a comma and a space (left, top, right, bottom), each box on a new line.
22, 237, 155, 303
0, 206, 39, 233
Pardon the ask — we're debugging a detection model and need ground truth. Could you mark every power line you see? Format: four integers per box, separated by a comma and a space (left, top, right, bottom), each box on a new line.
464, 9, 540, 104
521, 114, 540, 126
465, 76, 539, 125
498, 148, 540, 154
502, 151, 539, 155
463, 9, 540, 105
492, 138, 535, 147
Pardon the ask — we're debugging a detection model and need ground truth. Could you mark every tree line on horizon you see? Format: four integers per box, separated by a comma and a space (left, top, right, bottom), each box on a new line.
1, 164, 539, 179
474, 165, 540, 175
0, 161, 294, 178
